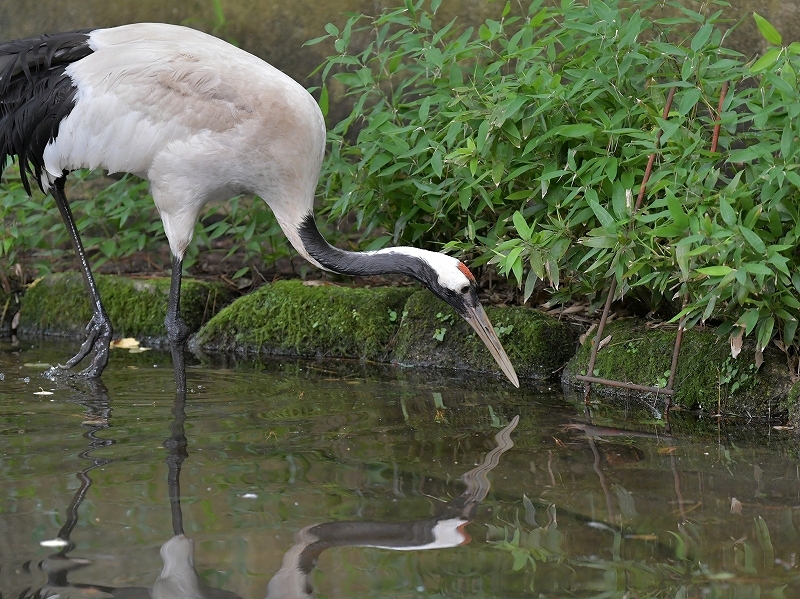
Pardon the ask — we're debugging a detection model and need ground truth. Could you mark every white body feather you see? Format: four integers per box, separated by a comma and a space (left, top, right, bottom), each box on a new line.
42, 23, 326, 264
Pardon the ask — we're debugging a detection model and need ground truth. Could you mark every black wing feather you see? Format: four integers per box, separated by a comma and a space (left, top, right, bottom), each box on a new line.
0, 30, 92, 194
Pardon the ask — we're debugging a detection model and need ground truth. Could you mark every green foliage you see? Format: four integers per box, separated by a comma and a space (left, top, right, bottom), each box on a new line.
487, 499, 565, 576
311, 0, 800, 360
0, 167, 290, 278
432, 309, 453, 341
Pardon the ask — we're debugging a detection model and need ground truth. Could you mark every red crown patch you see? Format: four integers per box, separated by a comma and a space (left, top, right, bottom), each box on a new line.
457, 261, 476, 283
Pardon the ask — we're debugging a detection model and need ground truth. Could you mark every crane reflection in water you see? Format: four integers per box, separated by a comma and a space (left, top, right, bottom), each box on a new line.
15, 383, 519, 599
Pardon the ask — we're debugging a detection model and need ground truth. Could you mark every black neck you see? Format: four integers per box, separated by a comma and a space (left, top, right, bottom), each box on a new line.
297, 213, 430, 280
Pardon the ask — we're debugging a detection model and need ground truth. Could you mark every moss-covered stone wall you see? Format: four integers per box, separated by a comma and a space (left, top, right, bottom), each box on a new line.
193, 280, 415, 361
17, 273, 235, 345
393, 291, 576, 381
562, 318, 796, 418
192, 282, 577, 383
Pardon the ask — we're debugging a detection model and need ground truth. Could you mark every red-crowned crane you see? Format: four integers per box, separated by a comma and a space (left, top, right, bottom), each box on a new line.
0, 23, 519, 391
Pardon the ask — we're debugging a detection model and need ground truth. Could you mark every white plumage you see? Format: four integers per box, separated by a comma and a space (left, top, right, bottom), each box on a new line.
0, 23, 518, 390
47, 24, 326, 264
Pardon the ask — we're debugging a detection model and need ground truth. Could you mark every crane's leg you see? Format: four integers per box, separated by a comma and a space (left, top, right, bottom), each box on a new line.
52, 177, 113, 378
166, 255, 191, 394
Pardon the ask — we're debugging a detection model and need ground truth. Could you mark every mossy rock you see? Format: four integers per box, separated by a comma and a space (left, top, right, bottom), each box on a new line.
562, 318, 792, 417
17, 273, 234, 344
783, 380, 800, 427
392, 291, 577, 382
193, 280, 415, 360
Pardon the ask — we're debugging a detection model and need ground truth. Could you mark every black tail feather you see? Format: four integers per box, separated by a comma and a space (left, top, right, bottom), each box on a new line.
0, 30, 92, 194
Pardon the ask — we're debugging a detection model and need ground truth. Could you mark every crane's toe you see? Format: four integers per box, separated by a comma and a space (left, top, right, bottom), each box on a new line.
58, 312, 113, 378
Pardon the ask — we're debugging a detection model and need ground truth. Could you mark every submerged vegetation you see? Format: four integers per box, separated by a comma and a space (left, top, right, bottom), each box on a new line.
2, 0, 800, 371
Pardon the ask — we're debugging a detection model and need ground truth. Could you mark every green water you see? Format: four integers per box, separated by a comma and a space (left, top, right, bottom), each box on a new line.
1, 339, 800, 598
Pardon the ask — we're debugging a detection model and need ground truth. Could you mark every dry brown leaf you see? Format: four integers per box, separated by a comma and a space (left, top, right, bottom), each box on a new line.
111, 337, 140, 349
26, 276, 44, 289
597, 334, 612, 350
730, 497, 742, 514
579, 323, 597, 346
730, 327, 744, 359
625, 533, 658, 541
560, 304, 588, 315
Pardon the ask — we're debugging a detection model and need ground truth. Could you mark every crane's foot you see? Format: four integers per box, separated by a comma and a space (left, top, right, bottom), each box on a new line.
58, 312, 113, 378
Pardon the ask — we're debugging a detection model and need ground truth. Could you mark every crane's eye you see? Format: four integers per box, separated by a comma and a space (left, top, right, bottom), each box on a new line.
460, 285, 470, 294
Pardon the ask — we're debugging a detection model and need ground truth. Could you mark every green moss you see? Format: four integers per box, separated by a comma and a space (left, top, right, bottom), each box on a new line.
194, 280, 415, 360
18, 273, 234, 341
563, 318, 791, 416
393, 291, 576, 380
784, 381, 800, 427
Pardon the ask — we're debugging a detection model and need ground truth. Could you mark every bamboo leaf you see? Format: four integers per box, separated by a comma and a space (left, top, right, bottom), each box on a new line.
666, 194, 689, 229
698, 265, 734, 277
586, 189, 615, 228
513, 211, 531, 241
757, 317, 775, 353
739, 226, 767, 254
690, 22, 713, 52
784, 318, 798, 346
737, 309, 760, 336
523, 270, 537, 303
753, 13, 782, 46
751, 47, 781, 72
678, 87, 702, 115
552, 123, 597, 138
719, 198, 737, 226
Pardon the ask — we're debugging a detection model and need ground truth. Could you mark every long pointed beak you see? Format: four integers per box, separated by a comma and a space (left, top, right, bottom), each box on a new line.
463, 304, 519, 388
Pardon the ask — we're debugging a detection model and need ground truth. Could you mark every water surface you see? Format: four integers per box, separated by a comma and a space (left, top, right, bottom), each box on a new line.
2, 339, 799, 598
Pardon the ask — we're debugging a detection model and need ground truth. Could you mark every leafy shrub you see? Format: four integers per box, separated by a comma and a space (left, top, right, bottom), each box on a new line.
311, 0, 800, 362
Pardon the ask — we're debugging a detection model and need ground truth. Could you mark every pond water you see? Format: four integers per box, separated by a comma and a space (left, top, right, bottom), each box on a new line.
2, 340, 800, 598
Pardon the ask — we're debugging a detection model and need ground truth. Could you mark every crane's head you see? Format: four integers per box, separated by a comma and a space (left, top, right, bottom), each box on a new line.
404, 250, 519, 388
